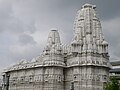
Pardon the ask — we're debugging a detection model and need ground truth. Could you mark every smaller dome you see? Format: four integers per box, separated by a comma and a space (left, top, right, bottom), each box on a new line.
47, 29, 61, 46
18, 59, 28, 64
31, 58, 36, 62
102, 40, 108, 45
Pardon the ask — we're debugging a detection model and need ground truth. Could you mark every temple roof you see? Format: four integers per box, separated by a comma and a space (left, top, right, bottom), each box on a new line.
47, 28, 61, 46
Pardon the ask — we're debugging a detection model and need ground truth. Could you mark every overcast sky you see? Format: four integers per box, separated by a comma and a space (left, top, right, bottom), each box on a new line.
0, 0, 120, 72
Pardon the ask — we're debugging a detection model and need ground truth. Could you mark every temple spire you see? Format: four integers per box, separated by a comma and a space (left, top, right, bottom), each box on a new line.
47, 28, 61, 46
72, 3, 108, 53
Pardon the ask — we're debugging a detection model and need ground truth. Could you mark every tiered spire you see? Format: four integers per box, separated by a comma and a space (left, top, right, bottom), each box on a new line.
42, 28, 65, 67
72, 3, 108, 54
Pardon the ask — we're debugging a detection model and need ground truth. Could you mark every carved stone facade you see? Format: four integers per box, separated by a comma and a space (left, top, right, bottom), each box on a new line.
3, 4, 110, 90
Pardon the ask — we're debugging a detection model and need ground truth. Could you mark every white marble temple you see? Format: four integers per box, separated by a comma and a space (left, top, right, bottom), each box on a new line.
2, 3, 110, 90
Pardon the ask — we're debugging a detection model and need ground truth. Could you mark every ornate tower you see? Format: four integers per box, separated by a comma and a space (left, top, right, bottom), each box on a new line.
2, 3, 110, 90
42, 28, 65, 90
65, 4, 110, 90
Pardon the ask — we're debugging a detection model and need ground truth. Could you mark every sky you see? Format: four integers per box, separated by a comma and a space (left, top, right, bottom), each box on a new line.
0, 0, 120, 73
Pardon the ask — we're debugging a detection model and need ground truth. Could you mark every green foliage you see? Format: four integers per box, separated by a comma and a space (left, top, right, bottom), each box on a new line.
104, 77, 120, 90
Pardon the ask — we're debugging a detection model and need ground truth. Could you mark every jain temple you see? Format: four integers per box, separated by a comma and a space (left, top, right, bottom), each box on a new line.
2, 4, 110, 90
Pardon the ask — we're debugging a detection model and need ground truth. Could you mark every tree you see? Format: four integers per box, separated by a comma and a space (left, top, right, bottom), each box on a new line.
104, 77, 120, 90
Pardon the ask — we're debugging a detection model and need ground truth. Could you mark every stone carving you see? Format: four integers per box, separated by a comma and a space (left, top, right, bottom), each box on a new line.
2, 3, 110, 90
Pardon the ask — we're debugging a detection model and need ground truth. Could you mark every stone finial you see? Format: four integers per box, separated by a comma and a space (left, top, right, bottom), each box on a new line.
82, 3, 96, 9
